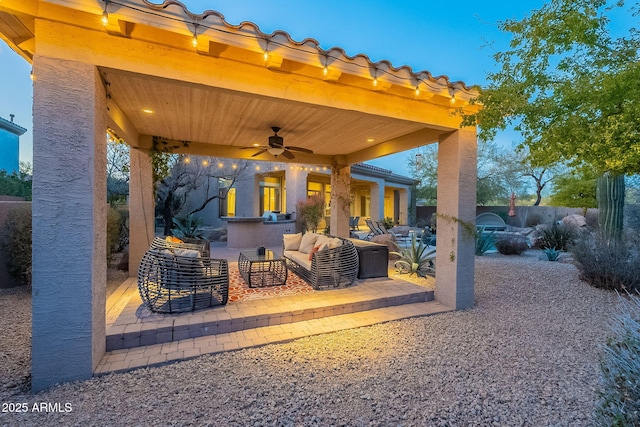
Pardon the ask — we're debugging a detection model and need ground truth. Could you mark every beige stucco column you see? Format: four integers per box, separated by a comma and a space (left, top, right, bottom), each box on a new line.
286, 166, 309, 231
435, 128, 477, 310
370, 181, 384, 221
31, 56, 107, 391
330, 164, 351, 238
398, 189, 409, 225
128, 145, 155, 276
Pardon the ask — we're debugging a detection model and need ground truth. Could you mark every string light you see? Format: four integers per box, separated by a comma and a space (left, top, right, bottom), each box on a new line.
29, 69, 35, 81
101, 0, 109, 27
94, 1, 465, 102
191, 22, 199, 48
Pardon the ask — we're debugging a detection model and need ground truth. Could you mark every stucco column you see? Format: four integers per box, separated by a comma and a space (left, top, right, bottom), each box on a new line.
435, 128, 477, 310
128, 145, 154, 276
31, 56, 107, 391
370, 181, 384, 220
286, 166, 309, 231
330, 164, 351, 238
398, 189, 409, 225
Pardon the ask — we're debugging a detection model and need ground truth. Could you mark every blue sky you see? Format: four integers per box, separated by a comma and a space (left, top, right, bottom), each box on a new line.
0, 0, 549, 175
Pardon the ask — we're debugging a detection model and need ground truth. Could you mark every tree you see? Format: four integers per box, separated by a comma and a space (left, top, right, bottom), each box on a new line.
463, 0, 639, 234
548, 167, 597, 210
0, 162, 32, 200
155, 156, 251, 236
408, 141, 530, 205
106, 137, 130, 204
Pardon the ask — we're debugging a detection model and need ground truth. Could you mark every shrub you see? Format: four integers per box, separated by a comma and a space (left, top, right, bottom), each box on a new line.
382, 217, 395, 230
107, 206, 128, 264
0, 204, 32, 285
495, 237, 528, 255
296, 195, 324, 233
390, 234, 436, 277
539, 221, 577, 251
570, 232, 640, 293
475, 226, 495, 256
595, 293, 640, 425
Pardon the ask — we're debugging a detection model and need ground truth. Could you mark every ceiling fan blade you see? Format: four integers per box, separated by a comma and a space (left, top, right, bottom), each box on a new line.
285, 146, 314, 154
251, 149, 268, 157
282, 150, 295, 159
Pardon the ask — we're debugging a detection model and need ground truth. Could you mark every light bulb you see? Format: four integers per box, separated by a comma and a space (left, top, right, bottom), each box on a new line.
373, 77, 378, 87
29, 70, 35, 81
323, 66, 328, 76
101, 10, 108, 26
192, 34, 198, 48
263, 51, 269, 61
415, 85, 420, 96
450, 95, 456, 104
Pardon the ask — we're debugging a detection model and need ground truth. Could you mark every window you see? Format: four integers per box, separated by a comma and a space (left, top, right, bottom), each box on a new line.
260, 176, 281, 214
218, 178, 235, 217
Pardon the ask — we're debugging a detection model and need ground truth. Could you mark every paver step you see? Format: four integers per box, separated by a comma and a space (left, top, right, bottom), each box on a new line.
96, 300, 451, 375
106, 279, 434, 352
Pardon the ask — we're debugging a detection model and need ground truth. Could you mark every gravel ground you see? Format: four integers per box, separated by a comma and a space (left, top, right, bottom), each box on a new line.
0, 251, 623, 426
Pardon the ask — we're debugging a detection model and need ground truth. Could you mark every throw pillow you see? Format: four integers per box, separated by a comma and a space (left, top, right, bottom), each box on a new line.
283, 232, 303, 251
299, 232, 319, 254
314, 235, 333, 251
308, 245, 321, 260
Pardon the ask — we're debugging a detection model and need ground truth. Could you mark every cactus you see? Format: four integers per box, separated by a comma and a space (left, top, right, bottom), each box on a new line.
596, 172, 625, 239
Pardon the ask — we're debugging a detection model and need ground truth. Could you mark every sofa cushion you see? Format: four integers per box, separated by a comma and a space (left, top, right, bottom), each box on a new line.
309, 245, 321, 260
283, 232, 303, 251
284, 250, 312, 270
314, 235, 343, 251
299, 232, 319, 254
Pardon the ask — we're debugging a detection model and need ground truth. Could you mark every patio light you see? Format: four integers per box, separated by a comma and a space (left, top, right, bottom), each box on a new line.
267, 147, 285, 157
101, 0, 109, 27
415, 85, 420, 96
191, 23, 199, 48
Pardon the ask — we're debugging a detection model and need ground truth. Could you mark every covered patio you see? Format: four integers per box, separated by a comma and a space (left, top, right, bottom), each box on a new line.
0, 0, 479, 391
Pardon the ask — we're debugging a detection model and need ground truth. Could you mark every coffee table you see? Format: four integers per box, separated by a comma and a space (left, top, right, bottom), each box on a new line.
238, 249, 288, 288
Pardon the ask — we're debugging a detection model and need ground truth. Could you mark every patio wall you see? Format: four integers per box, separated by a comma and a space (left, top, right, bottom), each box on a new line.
416, 205, 599, 228
0, 200, 30, 288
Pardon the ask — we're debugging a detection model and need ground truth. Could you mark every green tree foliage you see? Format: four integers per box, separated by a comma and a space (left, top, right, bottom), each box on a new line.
549, 167, 597, 208
463, 0, 640, 176
0, 162, 32, 200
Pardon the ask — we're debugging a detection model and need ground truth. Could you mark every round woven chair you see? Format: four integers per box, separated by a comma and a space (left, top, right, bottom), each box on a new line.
138, 248, 228, 314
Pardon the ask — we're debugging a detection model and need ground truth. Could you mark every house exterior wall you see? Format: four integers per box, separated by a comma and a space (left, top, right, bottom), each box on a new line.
0, 116, 26, 174
183, 160, 416, 231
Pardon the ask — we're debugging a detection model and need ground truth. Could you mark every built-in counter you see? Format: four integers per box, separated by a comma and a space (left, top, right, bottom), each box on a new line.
224, 217, 297, 248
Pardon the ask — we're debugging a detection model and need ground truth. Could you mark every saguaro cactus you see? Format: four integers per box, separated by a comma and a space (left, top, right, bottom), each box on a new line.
596, 173, 625, 239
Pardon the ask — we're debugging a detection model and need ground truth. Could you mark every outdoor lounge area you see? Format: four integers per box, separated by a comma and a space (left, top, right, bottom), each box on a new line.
102, 239, 447, 375
0, 0, 479, 391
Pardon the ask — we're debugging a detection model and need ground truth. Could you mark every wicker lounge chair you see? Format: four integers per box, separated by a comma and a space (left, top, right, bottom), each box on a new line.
138, 245, 228, 313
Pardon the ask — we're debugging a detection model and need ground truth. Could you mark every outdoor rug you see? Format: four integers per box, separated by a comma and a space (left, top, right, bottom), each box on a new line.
228, 264, 315, 303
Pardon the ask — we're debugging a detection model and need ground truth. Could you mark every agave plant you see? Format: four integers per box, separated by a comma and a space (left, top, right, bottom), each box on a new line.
544, 247, 561, 261
172, 214, 204, 239
475, 226, 495, 256
390, 234, 436, 277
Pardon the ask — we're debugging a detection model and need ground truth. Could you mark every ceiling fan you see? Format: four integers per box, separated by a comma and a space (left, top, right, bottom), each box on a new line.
250, 127, 314, 159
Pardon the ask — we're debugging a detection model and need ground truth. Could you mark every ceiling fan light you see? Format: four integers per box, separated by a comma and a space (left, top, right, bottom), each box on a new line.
267, 147, 285, 156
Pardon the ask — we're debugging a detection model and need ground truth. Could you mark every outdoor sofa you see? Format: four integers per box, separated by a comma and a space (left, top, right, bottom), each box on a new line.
282, 232, 359, 290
